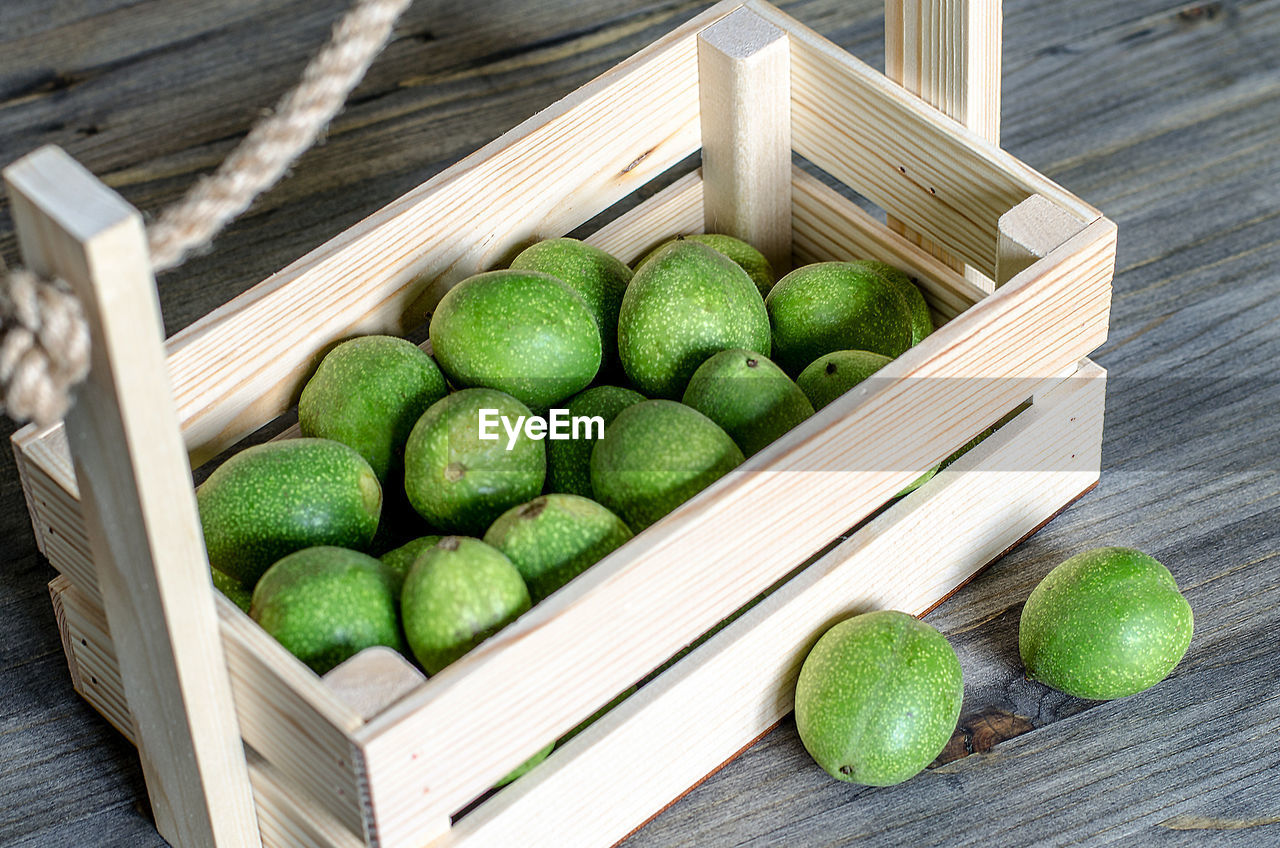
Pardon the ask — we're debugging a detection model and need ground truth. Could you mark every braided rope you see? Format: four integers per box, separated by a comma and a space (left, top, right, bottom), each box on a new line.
0, 0, 411, 426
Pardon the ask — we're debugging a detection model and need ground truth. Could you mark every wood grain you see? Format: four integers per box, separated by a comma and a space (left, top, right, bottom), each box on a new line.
755, 0, 1098, 278
50, 575, 365, 848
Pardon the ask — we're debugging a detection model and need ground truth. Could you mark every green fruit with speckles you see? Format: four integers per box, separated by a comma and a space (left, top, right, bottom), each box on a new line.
298, 335, 447, 484
618, 241, 770, 398
1020, 547, 1193, 699
430, 269, 602, 409
250, 546, 404, 675
509, 238, 632, 372
860, 261, 933, 346
379, 535, 443, 595
494, 742, 555, 788
766, 262, 913, 375
400, 536, 531, 674
211, 568, 252, 614
590, 400, 744, 531
484, 494, 633, 601
403, 389, 546, 535
197, 439, 382, 588
795, 610, 963, 786
681, 349, 813, 457
546, 385, 646, 499
637, 234, 776, 296
796, 350, 892, 411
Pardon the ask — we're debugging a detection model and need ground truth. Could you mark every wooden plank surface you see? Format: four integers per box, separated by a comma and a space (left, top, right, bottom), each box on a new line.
1, 1, 1278, 847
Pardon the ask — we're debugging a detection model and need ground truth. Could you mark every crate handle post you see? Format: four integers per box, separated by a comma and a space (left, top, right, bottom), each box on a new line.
4, 146, 261, 848
886, 0, 1002, 291
698, 6, 792, 274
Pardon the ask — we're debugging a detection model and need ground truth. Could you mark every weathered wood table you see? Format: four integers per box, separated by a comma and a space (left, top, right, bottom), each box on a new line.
2, 0, 1277, 845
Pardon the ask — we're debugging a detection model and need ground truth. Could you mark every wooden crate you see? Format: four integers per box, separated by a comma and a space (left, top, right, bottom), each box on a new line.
8, 1, 1115, 847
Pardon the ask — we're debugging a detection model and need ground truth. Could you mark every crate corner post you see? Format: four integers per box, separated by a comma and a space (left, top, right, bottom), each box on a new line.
4, 145, 261, 848
698, 4, 792, 273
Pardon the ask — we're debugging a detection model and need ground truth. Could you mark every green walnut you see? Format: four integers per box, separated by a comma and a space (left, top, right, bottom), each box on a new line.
1020, 547, 1193, 699
484, 494, 633, 601
251, 546, 404, 675
429, 269, 602, 409
402, 388, 546, 535
400, 536, 531, 675
617, 240, 770, 398
637, 233, 776, 296
298, 335, 447, 484
766, 262, 913, 375
545, 385, 646, 499
197, 438, 381, 588
795, 610, 962, 786
509, 238, 632, 373
681, 349, 813, 457
589, 399, 744, 531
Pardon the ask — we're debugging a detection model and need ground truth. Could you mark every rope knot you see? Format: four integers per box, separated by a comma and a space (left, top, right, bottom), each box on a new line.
0, 269, 91, 425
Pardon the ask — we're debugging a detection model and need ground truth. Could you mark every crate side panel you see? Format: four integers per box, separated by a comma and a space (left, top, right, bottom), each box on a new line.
756, 0, 1097, 278
13, 430, 368, 834
163, 2, 742, 469
52, 579, 365, 848
435, 361, 1106, 848
355, 221, 1115, 841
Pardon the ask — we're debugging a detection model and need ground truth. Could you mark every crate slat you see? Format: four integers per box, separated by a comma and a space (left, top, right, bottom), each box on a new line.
789, 167, 985, 320
6, 146, 260, 847
885, 0, 1002, 291
583, 170, 705, 263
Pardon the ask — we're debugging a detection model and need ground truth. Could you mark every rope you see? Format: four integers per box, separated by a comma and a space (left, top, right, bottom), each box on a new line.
0, 0, 412, 426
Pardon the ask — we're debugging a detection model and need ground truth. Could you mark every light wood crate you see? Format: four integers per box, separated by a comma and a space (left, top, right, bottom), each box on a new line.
9, 1, 1116, 847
